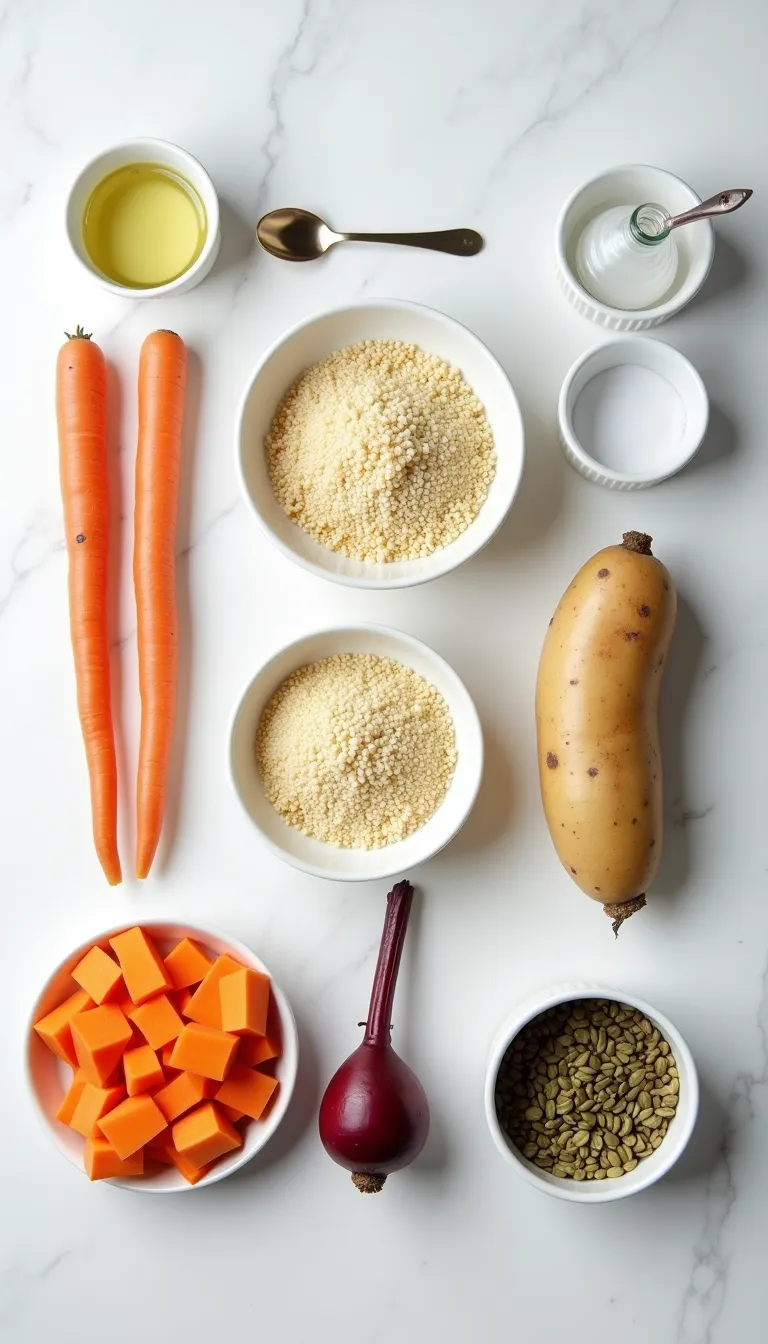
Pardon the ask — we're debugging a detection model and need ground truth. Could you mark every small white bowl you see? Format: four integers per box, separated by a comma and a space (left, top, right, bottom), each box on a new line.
485, 984, 698, 1203
26, 921, 298, 1192
558, 336, 709, 489
66, 138, 221, 297
229, 624, 483, 882
556, 164, 715, 330
235, 299, 524, 589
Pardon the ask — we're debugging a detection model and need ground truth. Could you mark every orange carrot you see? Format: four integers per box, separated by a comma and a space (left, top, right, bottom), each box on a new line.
56, 327, 121, 885
134, 330, 187, 878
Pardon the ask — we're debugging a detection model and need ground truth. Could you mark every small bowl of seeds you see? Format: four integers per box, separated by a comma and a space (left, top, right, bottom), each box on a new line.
485, 985, 698, 1202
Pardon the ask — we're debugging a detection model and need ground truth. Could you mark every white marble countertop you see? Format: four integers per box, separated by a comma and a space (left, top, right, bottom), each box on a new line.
3, 1, 767, 1341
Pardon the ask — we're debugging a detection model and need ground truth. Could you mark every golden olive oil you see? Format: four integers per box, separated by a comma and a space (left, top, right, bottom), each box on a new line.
83, 162, 207, 288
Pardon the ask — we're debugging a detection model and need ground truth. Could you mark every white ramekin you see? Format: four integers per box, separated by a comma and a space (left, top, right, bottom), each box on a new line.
66, 138, 221, 298
557, 336, 709, 489
27, 920, 298, 1192
485, 983, 699, 1203
235, 299, 524, 589
229, 624, 483, 882
556, 164, 715, 331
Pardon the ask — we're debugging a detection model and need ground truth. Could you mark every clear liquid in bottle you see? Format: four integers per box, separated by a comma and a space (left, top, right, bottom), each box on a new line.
575, 203, 678, 311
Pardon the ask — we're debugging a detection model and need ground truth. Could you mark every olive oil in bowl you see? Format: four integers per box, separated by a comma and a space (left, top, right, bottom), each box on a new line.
83, 163, 207, 289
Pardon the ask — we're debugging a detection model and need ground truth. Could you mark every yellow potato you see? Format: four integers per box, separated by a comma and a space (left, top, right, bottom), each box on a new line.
536, 532, 676, 933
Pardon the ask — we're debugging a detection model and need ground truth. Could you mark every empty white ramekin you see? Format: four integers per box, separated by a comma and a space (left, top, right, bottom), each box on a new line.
558, 336, 709, 489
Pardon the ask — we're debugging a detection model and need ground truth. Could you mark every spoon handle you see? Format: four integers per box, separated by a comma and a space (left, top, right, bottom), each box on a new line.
665, 188, 753, 231
340, 227, 483, 256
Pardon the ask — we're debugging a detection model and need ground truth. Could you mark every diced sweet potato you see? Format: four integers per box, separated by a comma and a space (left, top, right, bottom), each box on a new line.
34, 990, 94, 1067
183, 954, 242, 1029
216, 1066, 278, 1120
163, 938, 213, 990
169, 1023, 238, 1081
84, 1138, 144, 1181
108, 927, 172, 1005
154, 1071, 217, 1123
71, 945, 124, 1005
71, 1004, 133, 1085
126, 994, 183, 1050
123, 1045, 165, 1097
172, 1102, 242, 1167
69, 1081, 127, 1139
55, 1069, 89, 1126
237, 1034, 280, 1068
97, 1094, 167, 1159
219, 967, 270, 1037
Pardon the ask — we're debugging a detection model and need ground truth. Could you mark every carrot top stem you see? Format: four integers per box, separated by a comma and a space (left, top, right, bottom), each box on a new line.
64, 325, 92, 341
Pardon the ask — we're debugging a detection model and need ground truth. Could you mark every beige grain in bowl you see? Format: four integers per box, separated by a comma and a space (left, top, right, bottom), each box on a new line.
235, 300, 524, 588
485, 984, 698, 1203
229, 625, 483, 881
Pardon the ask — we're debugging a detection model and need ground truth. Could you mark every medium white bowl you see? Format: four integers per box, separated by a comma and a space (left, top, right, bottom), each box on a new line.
235, 299, 524, 589
26, 921, 298, 1192
229, 624, 483, 881
485, 983, 698, 1203
556, 164, 715, 330
558, 336, 709, 489
66, 138, 221, 297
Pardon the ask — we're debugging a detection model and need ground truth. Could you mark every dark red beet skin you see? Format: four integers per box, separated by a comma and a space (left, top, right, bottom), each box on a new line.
318, 880, 430, 1191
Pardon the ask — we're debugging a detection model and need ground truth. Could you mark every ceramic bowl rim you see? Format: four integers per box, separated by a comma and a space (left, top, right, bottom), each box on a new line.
555, 162, 715, 323
484, 982, 699, 1203
65, 136, 221, 298
234, 297, 525, 590
26, 918, 298, 1192
228, 622, 484, 882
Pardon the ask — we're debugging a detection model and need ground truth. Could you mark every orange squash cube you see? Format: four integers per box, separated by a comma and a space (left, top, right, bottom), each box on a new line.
160, 1041, 180, 1071
172, 1102, 242, 1167
33, 990, 94, 1067
219, 1103, 245, 1123
216, 1065, 278, 1120
69, 1081, 127, 1138
55, 1068, 89, 1126
169, 1022, 239, 1081
123, 1045, 165, 1097
71, 945, 124, 1005
238, 1034, 280, 1068
84, 1137, 144, 1181
71, 1004, 133, 1085
151, 1138, 213, 1184
153, 1071, 217, 1123
175, 987, 193, 1017
126, 993, 183, 1050
163, 937, 213, 990
219, 967, 270, 1037
97, 1094, 167, 1159
108, 927, 172, 1005
184, 954, 242, 1029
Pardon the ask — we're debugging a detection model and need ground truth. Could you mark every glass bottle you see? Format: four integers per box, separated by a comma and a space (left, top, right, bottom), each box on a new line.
575, 203, 678, 311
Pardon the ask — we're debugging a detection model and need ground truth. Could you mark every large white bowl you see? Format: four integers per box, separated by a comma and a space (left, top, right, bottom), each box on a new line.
235, 299, 524, 589
27, 921, 298, 1192
485, 983, 698, 1203
229, 624, 484, 881
556, 164, 715, 331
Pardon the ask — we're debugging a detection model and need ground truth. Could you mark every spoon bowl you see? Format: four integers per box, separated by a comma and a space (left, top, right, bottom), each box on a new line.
256, 207, 483, 261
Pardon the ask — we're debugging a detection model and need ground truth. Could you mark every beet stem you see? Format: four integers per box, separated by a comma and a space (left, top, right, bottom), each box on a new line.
364, 880, 414, 1045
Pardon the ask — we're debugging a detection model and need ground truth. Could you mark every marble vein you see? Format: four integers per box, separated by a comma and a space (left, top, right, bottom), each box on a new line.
676, 950, 768, 1343
0, 517, 64, 625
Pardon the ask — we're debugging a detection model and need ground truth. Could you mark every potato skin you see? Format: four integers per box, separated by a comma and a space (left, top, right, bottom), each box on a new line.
536, 535, 676, 908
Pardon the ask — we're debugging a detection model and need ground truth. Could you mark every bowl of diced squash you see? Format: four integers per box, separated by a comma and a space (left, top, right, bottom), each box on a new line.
27, 922, 299, 1191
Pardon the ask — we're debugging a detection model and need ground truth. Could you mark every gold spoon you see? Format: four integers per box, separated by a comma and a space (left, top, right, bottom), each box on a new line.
257, 207, 484, 261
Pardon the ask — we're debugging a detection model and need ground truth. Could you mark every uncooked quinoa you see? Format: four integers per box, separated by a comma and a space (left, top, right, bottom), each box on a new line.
255, 654, 457, 848
264, 339, 496, 563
